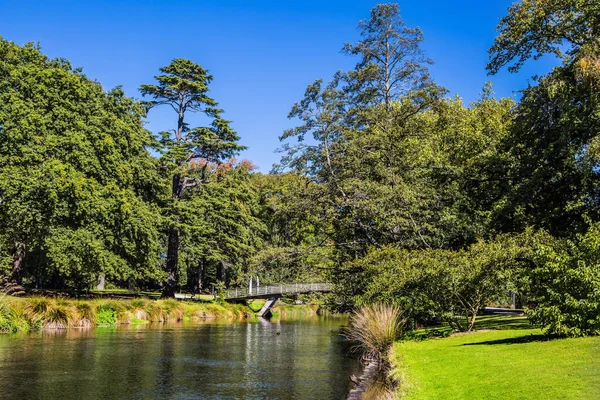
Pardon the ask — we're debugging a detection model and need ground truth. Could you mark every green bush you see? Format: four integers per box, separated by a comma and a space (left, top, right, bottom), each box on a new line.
96, 306, 117, 326
351, 235, 530, 332
214, 281, 226, 305
529, 224, 600, 337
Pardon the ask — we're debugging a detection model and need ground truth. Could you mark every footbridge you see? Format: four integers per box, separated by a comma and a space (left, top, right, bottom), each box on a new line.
224, 282, 333, 301
224, 282, 333, 318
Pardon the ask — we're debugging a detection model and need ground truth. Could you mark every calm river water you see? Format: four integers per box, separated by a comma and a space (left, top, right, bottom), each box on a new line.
0, 316, 360, 400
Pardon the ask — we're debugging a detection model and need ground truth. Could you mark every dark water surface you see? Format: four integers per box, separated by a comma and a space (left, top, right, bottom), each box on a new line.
0, 316, 360, 400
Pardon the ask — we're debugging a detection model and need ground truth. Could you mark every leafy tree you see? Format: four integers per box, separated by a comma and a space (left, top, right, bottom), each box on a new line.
529, 222, 600, 337
140, 58, 244, 297
342, 3, 434, 112
276, 79, 348, 181
250, 173, 332, 284
179, 160, 264, 292
352, 236, 527, 332
0, 38, 162, 290
488, 0, 600, 74
488, 42, 600, 236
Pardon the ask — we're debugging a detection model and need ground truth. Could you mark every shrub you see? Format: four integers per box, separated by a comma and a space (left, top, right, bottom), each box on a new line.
0, 302, 22, 333
352, 235, 531, 332
214, 281, 226, 305
96, 306, 117, 326
529, 224, 600, 337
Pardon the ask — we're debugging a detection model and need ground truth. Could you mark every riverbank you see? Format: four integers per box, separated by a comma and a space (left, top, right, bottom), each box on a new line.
393, 315, 600, 399
0, 295, 255, 333
0, 295, 332, 334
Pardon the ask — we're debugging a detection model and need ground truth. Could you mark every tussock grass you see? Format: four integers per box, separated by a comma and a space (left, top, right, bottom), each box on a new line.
346, 303, 405, 362
74, 302, 97, 327
0, 295, 252, 333
362, 377, 397, 400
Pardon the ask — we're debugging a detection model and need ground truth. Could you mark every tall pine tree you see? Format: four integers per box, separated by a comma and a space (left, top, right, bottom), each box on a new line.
141, 59, 244, 297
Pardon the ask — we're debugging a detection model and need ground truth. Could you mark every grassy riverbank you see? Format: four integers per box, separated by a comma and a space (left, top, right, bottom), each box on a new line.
394, 315, 600, 399
0, 295, 252, 333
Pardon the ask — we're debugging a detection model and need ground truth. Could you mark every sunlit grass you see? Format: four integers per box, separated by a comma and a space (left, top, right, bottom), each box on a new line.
394, 315, 600, 399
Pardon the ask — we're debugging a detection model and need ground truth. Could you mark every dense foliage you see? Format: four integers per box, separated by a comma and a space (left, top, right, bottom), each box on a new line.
0, 38, 162, 290
1, 1, 599, 337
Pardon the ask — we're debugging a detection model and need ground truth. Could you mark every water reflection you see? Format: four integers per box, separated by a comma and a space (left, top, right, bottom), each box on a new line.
0, 316, 359, 399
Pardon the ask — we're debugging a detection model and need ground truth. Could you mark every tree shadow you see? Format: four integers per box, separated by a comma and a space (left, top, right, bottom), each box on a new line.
461, 334, 549, 346
474, 315, 533, 331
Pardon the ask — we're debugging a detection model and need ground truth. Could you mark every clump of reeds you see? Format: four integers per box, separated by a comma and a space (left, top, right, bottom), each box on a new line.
130, 299, 149, 320
161, 299, 185, 321
345, 303, 405, 363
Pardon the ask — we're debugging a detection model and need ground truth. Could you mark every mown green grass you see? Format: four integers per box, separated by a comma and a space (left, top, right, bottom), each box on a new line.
394, 315, 600, 399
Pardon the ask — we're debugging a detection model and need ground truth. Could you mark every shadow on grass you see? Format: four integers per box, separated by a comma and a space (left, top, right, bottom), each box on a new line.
474, 315, 534, 331
461, 334, 550, 346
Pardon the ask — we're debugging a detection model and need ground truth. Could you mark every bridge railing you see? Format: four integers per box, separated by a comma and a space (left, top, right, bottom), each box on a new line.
224, 282, 333, 299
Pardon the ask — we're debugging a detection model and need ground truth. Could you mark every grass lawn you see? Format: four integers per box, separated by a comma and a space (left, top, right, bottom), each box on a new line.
394, 315, 600, 399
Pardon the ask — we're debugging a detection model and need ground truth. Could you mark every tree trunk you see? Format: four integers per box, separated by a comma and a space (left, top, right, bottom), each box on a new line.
162, 172, 182, 299
162, 226, 179, 298
10, 242, 26, 284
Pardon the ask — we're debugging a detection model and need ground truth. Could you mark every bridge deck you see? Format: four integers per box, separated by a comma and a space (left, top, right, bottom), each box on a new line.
225, 282, 332, 300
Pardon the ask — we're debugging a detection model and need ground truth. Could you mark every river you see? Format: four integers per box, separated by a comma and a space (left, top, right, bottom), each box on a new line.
0, 316, 360, 399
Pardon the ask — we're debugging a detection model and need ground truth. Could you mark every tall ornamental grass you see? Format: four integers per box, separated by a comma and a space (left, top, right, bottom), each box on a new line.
346, 303, 405, 362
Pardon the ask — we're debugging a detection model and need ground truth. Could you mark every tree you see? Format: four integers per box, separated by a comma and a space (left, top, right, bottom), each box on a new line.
179, 160, 264, 292
488, 0, 600, 74
276, 79, 348, 183
140, 59, 244, 297
529, 222, 600, 337
250, 173, 332, 284
352, 236, 527, 332
342, 3, 434, 112
487, 42, 600, 236
0, 38, 162, 290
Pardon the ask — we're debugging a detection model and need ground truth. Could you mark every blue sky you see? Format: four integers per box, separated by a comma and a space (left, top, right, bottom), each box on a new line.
0, 1, 559, 171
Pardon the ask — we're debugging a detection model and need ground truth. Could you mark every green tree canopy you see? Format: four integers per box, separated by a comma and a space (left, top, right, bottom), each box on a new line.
488, 0, 600, 74
0, 38, 162, 290
141, 58, 245, 297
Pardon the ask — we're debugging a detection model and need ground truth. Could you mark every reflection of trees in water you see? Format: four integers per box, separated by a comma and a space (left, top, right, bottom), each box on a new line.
0, 320, 360, 399
155, 329, 177, 398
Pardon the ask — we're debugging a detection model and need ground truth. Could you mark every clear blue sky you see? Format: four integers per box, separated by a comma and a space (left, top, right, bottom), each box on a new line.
0, 1, 558, 171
